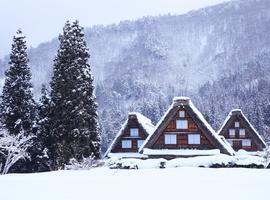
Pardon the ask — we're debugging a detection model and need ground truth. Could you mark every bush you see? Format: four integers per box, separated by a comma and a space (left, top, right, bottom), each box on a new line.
65, 156, 104, 170
108, 160, 138, 169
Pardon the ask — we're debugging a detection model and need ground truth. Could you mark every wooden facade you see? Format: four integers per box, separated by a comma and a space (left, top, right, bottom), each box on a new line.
218, 110, 266, 152
151, 108, 216, 150
110, 116, 148, 153
105, 113, 154, 157
140, 97, 234, 158
106, 98, 268, 160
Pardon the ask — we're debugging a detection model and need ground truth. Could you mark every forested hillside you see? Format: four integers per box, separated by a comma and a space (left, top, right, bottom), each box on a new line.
1, 0, 270, 152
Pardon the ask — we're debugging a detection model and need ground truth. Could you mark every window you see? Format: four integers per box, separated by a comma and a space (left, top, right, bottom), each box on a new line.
137, 140, 144, 148
235, 121, 240, 128
228, 140, 233, 146
130, 128, 139, 137
176, 120, 188, 129
188, 134, 200, 145
242, 139, 251, 147
179, 111, 185, 118
229, 129, 235, 138
239, 129, 245, 138
122, 140, 132, 148
165, 134, 177, 144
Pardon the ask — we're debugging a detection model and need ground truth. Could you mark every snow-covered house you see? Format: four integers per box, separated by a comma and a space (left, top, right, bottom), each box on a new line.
104, 112, 155, 158
139, 97, 234, 159
218, 109, 266, 152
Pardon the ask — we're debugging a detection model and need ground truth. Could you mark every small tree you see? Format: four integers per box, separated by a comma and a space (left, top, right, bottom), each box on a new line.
36, 85, 52, 152
33, 84, 53, 171
0, 128, 33, 174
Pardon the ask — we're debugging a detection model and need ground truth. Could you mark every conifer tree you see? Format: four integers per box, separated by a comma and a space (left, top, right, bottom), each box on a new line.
0, 29, 35, 136
31, 84, 52, 171
37, 85, 51, 145
0, 30, 36, 173
50, 21, 101, 168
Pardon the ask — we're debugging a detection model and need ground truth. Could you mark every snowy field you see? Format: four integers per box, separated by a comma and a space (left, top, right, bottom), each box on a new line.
0, 167, 269, 200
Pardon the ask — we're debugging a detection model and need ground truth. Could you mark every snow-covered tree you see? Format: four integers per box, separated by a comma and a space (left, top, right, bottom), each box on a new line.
50, 21, 101, 168
0, 128, 33, 174
28, 84, 52, 172
0, 29, 36, 136
36, 85, 51, 150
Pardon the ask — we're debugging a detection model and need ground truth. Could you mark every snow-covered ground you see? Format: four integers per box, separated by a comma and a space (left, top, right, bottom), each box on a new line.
107, 153, 266, 169
0, 167, 269, 200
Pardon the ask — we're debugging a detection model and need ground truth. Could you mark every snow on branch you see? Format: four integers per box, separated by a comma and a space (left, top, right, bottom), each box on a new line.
64, 154, 104, 170
0, 129, 33, 174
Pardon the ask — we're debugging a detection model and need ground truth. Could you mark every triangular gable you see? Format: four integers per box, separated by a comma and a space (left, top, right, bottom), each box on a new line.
140, 97, 234, 156
104, 112, 155, 157
218, 109, 266, 150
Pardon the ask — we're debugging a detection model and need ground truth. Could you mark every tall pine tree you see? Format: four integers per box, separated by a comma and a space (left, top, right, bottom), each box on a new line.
0, 29, 35, 136
0, 30, 36, 173
50, 21, 101, 168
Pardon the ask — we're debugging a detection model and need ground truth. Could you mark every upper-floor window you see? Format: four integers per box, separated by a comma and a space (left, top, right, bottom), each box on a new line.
122, 140, 132, 148
235, 121, 240, 128
179, 111, 185, 118
242, 139, 251, 147
165, 134, 177, 144
239, 129, 245, 138
229, 129, 235, 138
137, 140, 144, 148
176, 120, 188, 129
188, 134, 200, 145
130, 128, 139, 137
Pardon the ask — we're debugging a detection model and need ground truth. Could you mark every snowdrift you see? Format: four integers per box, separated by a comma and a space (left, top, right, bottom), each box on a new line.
107, 154, 266, 169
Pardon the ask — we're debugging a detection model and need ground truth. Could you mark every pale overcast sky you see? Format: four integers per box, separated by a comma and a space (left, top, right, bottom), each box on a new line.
0, 0, 230, 58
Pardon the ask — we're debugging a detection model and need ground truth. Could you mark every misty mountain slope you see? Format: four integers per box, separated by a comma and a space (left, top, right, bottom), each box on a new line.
1, 0, 270, 93
1, 0, 270, 151
194, 52, 270, 143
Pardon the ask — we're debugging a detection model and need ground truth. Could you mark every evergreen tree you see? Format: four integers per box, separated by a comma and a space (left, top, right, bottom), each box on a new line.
37, 85, 51, 134
0, 29, 35, 135
31, 84, 52, 172
50, 21, 101, 168
0, 30, 36, 173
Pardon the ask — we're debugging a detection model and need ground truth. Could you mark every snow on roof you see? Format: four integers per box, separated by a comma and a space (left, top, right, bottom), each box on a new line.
143, 148, 220, 156
188, 101, 235, 155
139, 103, 174, 153
217, 109, 266, 147
128, 112, 155, 135
140, 97, 235, 155
104, 112, 155, 157
231, 109, 242, 112
104, 119, 128, 158
173, 96, 190, 101
219, 135, 233, 150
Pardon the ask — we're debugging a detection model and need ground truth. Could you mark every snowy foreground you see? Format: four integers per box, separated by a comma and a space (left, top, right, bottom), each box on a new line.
0, 166, 269, 200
